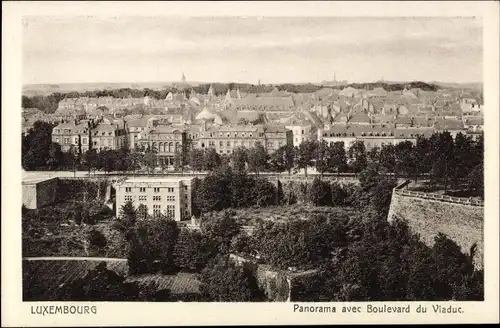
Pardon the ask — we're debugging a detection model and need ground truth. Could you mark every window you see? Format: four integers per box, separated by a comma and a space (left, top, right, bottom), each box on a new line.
166, 205, 175, 218
108, 140, 112, 147
139, 195, 147, 201
219, 141, 223, 147
55, 137, 60, 143
153, 196, 161, 201
139, 187, 146, 192
82, 137, 87, 145
167, 187, 174, 193
125, 195, 133, 201
154, 187, 160, 193
74, 137, 79, 144
54, 129, 59, 134
64, 138, 70, 145
125, 187, 132, 192
166, 196, 175, 202
153, 204, 161, 216
227, 141, 231, 147
302, 130, 304, 134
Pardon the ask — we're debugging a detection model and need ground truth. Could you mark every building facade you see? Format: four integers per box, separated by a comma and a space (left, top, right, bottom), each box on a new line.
136, 125, 188, 166
52, 117, 127, 153
115, 177, 194, 221
195, 124, 292, 155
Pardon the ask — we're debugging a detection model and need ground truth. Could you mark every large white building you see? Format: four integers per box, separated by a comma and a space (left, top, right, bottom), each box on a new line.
115, 177, 194, 221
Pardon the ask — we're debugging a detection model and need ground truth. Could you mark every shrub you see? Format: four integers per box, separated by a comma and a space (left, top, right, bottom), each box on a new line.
88, 229, 107, 248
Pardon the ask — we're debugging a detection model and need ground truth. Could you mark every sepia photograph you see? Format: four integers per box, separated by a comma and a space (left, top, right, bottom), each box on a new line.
3, 0, 499, 326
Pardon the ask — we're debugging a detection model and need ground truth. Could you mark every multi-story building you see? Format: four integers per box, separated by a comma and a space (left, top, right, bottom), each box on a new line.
52, 117, 127, 153
284, 115, 314, 147
318, 124, 434, 151
136, 124, 187, 166
51, 120, 90, 152
115, 177, 194, 221
196, 123, 292, 155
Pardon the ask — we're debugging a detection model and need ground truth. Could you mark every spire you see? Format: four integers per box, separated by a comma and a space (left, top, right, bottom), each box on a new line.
208, 84, 214, 97
182, 73, 186, 83
237, 88, 241, 99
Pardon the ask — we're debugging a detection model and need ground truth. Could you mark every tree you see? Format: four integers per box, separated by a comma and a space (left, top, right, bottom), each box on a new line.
194, 170, 232, 213
331, 183, 348, 206
87, 229, 107, 249
348, 141, 368, 173
467, 164, 483, 198
251, 178, 278, 207
203, 148, 221, 171
429, 132, 455, 191
308, 177, 332, 206
46, 142, 64, 170
229, 171, 255, 208
144, 146, 158, 175
395, 141, 416, 180
127, 217, 180, 274
199, 256, 266, 302
414, 135, 431, 180
201, 212, 240, 255
328, 142, 348, 175
379, 144, 396, 175
115, 201, 137, 233
295, 140, 317, 177
366, 146, 380, 166
189, 148, 205, 172
269, 144, 295, 175
136, 204, 149, 221
173, 150, 182, 172
453, 133, 474, 187
83, 149, 98, 176
315, 140, 330, 177
173, 230, 218, 272
231, 147, 248, 172
248, 143, 268, 175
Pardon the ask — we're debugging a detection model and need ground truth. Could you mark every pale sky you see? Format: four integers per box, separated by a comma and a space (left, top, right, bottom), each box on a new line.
22, 16, 483, 85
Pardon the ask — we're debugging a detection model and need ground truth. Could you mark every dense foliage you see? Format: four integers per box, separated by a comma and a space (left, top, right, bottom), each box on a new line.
199, 256, 266, 302
192, 168, 279, 214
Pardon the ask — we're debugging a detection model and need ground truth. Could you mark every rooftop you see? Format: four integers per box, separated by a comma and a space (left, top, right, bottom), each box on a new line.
121, 176, 196, 184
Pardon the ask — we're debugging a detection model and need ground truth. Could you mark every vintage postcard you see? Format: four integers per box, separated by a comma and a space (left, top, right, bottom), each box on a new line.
2, 1, 499, 326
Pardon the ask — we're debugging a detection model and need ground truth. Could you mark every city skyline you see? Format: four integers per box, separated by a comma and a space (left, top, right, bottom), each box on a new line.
23, 16, 483, 85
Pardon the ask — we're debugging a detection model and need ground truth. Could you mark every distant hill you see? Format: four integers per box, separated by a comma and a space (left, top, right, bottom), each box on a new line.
22, 81, 204, 97
429, 81, 483, 91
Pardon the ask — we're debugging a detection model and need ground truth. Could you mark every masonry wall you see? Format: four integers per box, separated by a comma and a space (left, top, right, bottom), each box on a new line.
36, 178, 59, 208
388, 189, 484, 269
22, 184, 38, 209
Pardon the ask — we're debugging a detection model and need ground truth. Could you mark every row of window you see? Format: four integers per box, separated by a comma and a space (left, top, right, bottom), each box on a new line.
124, 195, 176, 202
125, 187, 175, 193
55, 137, 116, 147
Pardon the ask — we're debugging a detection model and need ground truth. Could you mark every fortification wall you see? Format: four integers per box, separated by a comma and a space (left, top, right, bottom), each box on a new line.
388, 181, 484, 268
